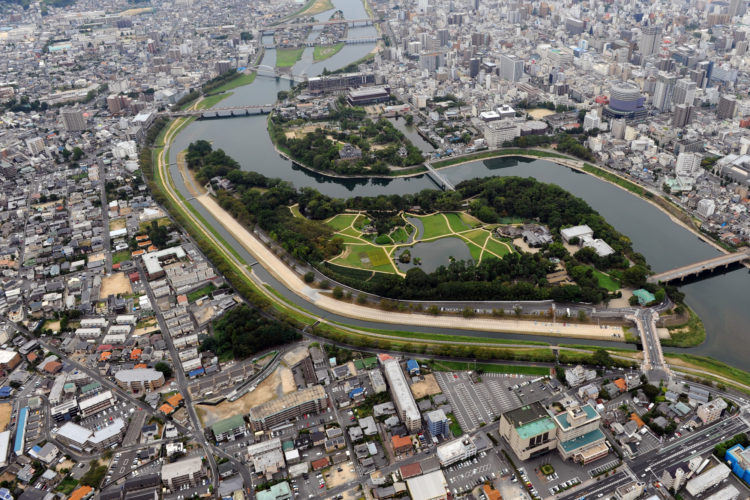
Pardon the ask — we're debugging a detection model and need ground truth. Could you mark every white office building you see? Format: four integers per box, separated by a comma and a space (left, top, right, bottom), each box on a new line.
382, 359, 421, 432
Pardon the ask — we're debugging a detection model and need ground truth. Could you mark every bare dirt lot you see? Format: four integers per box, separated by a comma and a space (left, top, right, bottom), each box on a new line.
197, 364, 293, 426
109, 218, 126, 231
325, 464, 357, 489
0, 403, 11, 431
100, 272, 133, 299
410, 373, 442, 399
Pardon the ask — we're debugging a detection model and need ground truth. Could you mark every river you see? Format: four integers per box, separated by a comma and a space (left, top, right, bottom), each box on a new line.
168, 0, 750, 370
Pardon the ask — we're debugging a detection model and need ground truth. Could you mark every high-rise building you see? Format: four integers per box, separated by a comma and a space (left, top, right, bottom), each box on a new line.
565, 17, 584, 35
639, 25, 662, 56
603, 82, 647, 121
675, 152, 702, 177
718, 95, 738, 119
437, 29, 450, 47
729, 0, 744, 17
653, 73, 676, 112
382, 359, 421, 432
61, 110, 86, 132
673, 78, 697, 106
469, 58, 480, 78
672, 104, 694, 128
500, 54, 524, 82
26, 137, 45, 156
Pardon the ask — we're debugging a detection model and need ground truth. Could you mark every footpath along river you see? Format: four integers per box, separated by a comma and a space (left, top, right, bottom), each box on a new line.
167, 0, 750, 369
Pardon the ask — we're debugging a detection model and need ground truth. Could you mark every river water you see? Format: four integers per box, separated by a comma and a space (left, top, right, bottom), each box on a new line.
168, 0, 750, 369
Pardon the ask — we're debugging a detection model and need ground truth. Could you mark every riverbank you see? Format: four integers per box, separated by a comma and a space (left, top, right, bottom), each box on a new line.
432, 148, 733, 258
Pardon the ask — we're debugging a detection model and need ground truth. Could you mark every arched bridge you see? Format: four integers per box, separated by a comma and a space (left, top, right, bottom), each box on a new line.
647, 248, 750, 283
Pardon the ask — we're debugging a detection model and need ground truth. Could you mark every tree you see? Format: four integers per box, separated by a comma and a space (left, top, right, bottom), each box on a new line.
592, 348, 613, 367
622, 265, 649, 288
303, 272, 315, 283
332, 286, 344, 299
154, 362, 172, 379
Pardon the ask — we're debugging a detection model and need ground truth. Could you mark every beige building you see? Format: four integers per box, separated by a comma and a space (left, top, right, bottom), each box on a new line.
161, 456, 205, 491
554, 404, 608, 464
499, 402, 557, 460
114, 369, 165, 392
697, 399, 727, 425
247, 385, 328, 431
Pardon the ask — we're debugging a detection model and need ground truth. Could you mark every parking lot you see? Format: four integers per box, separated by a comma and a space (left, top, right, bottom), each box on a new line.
443, 449, 505, 496
434, 372, 527, 432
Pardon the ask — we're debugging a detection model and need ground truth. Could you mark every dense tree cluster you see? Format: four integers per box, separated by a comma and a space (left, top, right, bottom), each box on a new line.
186, 139, 241, 184
201, 305, 301, 359
271, 109, 424, 175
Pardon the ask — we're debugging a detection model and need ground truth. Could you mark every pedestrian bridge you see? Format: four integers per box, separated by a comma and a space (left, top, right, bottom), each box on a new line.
424, 163, 455, 191
647, 249, 750, 283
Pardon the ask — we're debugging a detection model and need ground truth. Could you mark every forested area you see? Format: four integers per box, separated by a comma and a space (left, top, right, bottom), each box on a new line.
201, 305, 301, 359
270, 105, 425, 175
187, 142, 658, 304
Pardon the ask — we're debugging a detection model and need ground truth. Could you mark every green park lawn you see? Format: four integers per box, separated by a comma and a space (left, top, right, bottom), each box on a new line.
276, 47, 305, 68
313, 43, 344, 62
331, 244, 396, 273
483, 237, 513, 258
446, 212, 471, 232
461, 228, 489, 248
390, 227, 409, 243
419, 214, 452, 240
325, 213, 358, 231
593, 269, 620, 292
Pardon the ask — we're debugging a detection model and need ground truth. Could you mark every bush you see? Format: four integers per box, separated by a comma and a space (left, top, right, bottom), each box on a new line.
303, 272, 315, 283
332, 286, 344, 299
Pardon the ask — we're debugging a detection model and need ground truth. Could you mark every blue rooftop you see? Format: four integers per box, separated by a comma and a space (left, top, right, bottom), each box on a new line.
14, 407, 28, 454
559, 428, 605, 453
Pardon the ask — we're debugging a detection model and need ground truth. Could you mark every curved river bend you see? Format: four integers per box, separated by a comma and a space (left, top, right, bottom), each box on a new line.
168, 0, 750, 369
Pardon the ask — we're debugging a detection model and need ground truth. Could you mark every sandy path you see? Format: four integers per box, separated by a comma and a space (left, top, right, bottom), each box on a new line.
197, 194, 624, 340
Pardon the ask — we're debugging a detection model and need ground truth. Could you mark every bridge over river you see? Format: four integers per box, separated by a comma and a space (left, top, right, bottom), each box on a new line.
647, 248, 750, 283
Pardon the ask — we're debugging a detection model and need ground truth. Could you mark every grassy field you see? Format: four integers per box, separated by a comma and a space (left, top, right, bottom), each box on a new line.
55, 477, 79, 495
663, 307, 706, 347
276, 48, 305, 68
313, 43, 344, 62
582, 163, 646, 197
427, 359, 550, 376
419, 214, 452, 239
390, 227, 409, 243
325, 213, 358, 231
187, 283, 216, 302
112, 250, 131, 265
446, 212, 471, 232
205, 72, 257, 94
667, 353, 750, 388
286, 0, 334, 19
461, 228, 489, 248
593, 269, 620, 292
197, 92, 233, 110
331, 244, 395, 273
431, 148, 569, 169
483, 237, 513, 257
447, 412, 464, 437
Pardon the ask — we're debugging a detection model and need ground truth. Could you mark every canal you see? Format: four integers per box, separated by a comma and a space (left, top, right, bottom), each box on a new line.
168, 0, 750, 369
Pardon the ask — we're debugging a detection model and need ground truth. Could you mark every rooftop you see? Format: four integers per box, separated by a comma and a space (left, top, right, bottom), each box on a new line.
558, 428, 605, 453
